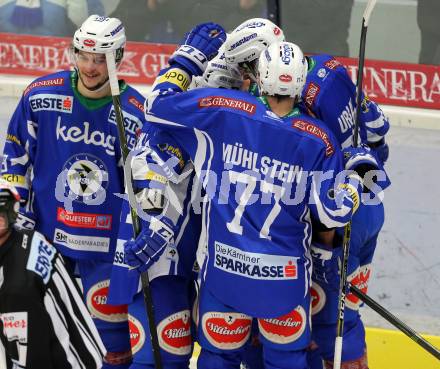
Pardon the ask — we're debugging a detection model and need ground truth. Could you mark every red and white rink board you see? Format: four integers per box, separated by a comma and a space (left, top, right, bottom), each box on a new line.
1, 32, 440, 111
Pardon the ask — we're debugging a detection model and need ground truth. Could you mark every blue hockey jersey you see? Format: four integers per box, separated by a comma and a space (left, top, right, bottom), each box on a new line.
302, 54, 390, 149
140, 66, 360, 318
2, 70, 145, 261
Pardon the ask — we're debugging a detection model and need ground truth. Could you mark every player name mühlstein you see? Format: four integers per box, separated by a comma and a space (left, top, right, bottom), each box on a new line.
223, 142, 303, 183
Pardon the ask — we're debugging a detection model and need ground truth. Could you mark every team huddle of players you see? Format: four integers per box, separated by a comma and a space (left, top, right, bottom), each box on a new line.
1, 13, 390, 369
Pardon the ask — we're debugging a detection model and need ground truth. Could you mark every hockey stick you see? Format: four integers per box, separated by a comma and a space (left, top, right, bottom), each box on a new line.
267, 0, 282, 27
350, 285, 440, 361
106, 52, 163, 369
333, 1, 377, 369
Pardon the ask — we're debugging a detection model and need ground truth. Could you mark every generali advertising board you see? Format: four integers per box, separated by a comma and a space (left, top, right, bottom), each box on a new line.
1, 33, 439, 110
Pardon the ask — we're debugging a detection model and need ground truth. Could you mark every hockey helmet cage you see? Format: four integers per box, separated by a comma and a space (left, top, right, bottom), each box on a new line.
0, 179, 20, 227
73, 15, 126, 63
258, 41, 308, 98
224, 18, 285, 65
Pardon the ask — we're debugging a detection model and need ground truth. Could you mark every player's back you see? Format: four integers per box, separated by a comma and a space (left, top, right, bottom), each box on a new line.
147, 87, 348, 317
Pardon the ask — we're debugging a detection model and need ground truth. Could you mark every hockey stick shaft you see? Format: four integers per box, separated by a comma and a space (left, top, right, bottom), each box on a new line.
353, 0, 376, 147
333, 2, 377, 369
267, 0, 282, 27
106, 52, 163, 369
350, 285, 440, 360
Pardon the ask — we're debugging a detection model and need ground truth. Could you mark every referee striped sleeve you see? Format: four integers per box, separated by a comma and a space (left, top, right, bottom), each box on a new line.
43, 254, 105, 369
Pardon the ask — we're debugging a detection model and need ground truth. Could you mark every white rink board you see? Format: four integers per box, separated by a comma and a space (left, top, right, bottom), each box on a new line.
1, 95, 439, 336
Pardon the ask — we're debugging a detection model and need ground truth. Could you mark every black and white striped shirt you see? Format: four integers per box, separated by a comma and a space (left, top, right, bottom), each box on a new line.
0, 229, 106, 369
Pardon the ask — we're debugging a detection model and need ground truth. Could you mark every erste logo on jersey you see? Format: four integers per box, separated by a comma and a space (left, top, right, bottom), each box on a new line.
157, 310, 192, 355
202, 312, 252, 350
214, 242, 298, 280
86, 280, 128, 322
291, 120, 335, 157
26, 235, 56, 284
57, 207, 112, 230
24, 78, 64, 95
199, 96, 256, 115
61, 153, 108, 203
128, 315, 146, 354
258, 306, 307, 344
107, 107, 142, 149
30, 94, 73, 114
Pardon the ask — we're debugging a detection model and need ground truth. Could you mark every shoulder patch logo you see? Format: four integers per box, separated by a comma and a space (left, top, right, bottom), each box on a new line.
304, 82, 320, 109
291, 120, 335, 157
324, 58, 341, 70
128, 96, 145, 112
198, 96, 256, 115
24, 78, 65, 96
26, 234, 56, 284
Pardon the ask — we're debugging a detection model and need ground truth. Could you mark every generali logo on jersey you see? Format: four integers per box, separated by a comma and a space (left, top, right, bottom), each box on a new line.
157, 310, 192, 355
57, 207, 112, 230
198, 96, 256, 115
86, 280, 128, 323
24, 78, 65, 95
214, 241, 298, 280
292, 119, 335, 157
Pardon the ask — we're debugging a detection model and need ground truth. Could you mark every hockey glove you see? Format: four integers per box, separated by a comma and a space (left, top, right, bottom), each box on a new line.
311, 243, 343, 292
169, 22, 226, 76
124, 215, 175, 273
342, 144, 380, 179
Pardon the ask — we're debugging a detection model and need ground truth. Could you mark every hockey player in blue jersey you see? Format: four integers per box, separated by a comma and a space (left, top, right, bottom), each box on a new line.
123, 21, 372, 369
106, 46, 244, 369
1, 14, 148, 369
223, 18, 390, 369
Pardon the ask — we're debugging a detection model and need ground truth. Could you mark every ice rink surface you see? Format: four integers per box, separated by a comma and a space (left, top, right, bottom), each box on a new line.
0, 95, 439, 335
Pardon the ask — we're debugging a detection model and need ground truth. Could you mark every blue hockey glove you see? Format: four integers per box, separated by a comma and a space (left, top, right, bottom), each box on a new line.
311, 243, 342, 292
342, 144, 380, 178
124, 216, 175, 273
169, 22, 226, 76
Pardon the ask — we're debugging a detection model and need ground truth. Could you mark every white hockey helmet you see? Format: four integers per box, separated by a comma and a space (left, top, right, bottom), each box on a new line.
224, 18, 285, 65
201, 51, 243, 89
257, 41, 308, 98
73, 15, 126, 62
